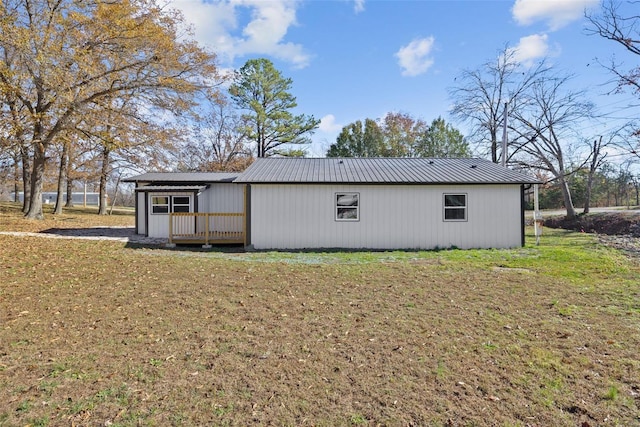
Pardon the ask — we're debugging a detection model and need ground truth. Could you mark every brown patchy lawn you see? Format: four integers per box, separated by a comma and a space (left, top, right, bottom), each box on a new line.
0, 202, 134, 233
0, 203, 639, 426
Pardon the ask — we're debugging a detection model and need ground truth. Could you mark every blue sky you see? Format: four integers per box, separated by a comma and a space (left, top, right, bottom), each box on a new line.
171, 0, 640, 158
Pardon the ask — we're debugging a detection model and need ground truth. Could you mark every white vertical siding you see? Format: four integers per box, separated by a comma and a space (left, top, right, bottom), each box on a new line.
143, 184, 245, 238
249, 184, 522, 250
203, 183, 245, 213
136, 192, 146, 235
147, 192, 194, 238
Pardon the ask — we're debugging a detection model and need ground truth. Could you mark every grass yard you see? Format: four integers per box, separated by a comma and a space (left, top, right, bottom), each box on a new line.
0, 202, 639, 426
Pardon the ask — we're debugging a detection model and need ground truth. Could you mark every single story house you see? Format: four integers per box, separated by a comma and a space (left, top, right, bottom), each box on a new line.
124, 157, 540, 250
123, 172, 244, 240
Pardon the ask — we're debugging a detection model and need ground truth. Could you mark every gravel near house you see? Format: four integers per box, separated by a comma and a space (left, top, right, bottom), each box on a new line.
598, 233, 640, 258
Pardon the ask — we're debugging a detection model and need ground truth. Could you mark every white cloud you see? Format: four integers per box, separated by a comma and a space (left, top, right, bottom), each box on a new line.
512, 0, 599, 31
319, 114, 343, 133
395, 37, 436, 77
508, 33, 550, 66
170, 0, 311, 68
353, 0, 365, 13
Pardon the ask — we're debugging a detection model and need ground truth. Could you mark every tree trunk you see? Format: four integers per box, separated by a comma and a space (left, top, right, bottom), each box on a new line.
98, 147, 110, 215
109, 173, 122, 215
53, 143, 68, 215
13, 154, 20, 202
491, 129, 498, 163
584, 137, 603, 214
558, 175, 576, 219
25, 141, 46, 220
66, 177, 74, 207
20, 144, 31, 213
65, 144, 74, 207
583, 172, 593, 214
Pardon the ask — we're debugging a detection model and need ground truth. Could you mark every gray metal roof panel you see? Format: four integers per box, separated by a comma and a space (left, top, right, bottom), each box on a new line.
134, 185, 207, 192
123, 172, 239, 183
234, 157, 540, 184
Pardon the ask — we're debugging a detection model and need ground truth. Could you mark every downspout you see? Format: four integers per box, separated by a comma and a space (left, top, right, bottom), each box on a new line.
521, 184, 530, 246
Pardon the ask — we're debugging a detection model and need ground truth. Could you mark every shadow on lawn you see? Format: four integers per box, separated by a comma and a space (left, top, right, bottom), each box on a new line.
41, 227, 137, 238
132, 243, 247, 253
39, 226, 247, 253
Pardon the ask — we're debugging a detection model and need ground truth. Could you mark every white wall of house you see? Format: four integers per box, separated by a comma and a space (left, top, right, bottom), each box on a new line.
141, 184, 245, 238
147, 192, 194, 238
248, 184, 523, 250
136, 192, 146, 235
201, 183, 245, 213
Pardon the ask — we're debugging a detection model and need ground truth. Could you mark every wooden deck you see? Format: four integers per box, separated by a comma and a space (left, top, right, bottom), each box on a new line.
168, 212, 245, 246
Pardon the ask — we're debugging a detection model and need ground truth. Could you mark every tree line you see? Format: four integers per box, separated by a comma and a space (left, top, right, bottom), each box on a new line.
447, 1, 640, 218
0, 0, 322, 218
1, 0, 639, 219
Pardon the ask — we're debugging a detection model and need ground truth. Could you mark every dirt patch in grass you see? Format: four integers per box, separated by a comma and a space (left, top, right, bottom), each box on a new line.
1, 231, 639, 426
544, 211, 640, 236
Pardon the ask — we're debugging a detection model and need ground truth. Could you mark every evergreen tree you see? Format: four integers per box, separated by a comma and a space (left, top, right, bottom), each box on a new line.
230, 58, 319, 157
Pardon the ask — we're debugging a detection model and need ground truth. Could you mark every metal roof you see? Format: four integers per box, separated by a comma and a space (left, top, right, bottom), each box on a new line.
123, 172, 239, 183
234, 158, 540, 185
134, 185, 207, 192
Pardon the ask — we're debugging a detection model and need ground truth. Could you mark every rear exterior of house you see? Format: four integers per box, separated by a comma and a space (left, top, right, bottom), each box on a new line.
244, 183, 522, 250
235, 157, 539, 250
125, 158, 539, 250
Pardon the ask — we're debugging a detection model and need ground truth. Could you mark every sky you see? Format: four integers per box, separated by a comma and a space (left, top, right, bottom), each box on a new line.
169, 0, 640, 158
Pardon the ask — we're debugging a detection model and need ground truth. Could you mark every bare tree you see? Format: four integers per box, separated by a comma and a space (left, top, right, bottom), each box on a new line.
510, 73, 596, 219
180, 92, 253, 172
583, 136, 607, 213
587, 1, 640, 96
587, 0, 640, 154
449, 46, 549, 163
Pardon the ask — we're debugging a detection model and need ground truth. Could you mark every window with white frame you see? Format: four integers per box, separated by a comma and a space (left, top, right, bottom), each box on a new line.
151, 196, 170, 214
151, 195, 191, 214
443, 194, 467, 221
172, 196, 191, 213
336, 193, 359, 221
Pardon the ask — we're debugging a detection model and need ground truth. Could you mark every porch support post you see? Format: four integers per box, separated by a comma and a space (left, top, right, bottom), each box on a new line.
203, 213, 211, 248
534, 184, 542, 246
166, 212, 176, 248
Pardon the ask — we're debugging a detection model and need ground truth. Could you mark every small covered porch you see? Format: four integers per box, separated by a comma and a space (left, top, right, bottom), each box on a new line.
123, 172, 246, 244
167, 212, 246, 247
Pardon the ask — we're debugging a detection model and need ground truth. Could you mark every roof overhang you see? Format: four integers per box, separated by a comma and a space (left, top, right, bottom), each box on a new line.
123, 172, 239, 184
134, 185, 208, 193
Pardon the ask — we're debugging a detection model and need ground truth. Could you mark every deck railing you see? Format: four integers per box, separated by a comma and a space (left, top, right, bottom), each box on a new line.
168, 212, 245, 245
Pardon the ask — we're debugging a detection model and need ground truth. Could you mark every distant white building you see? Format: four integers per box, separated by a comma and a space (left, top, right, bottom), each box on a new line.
10, 192, 105, 206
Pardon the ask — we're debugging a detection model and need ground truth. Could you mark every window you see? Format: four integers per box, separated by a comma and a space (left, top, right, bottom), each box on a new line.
151, 196, 169, 214
151, 195, 191, 214
336, 193, 359, 221
443, 194, 467, 221
172, 196, 191, 213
